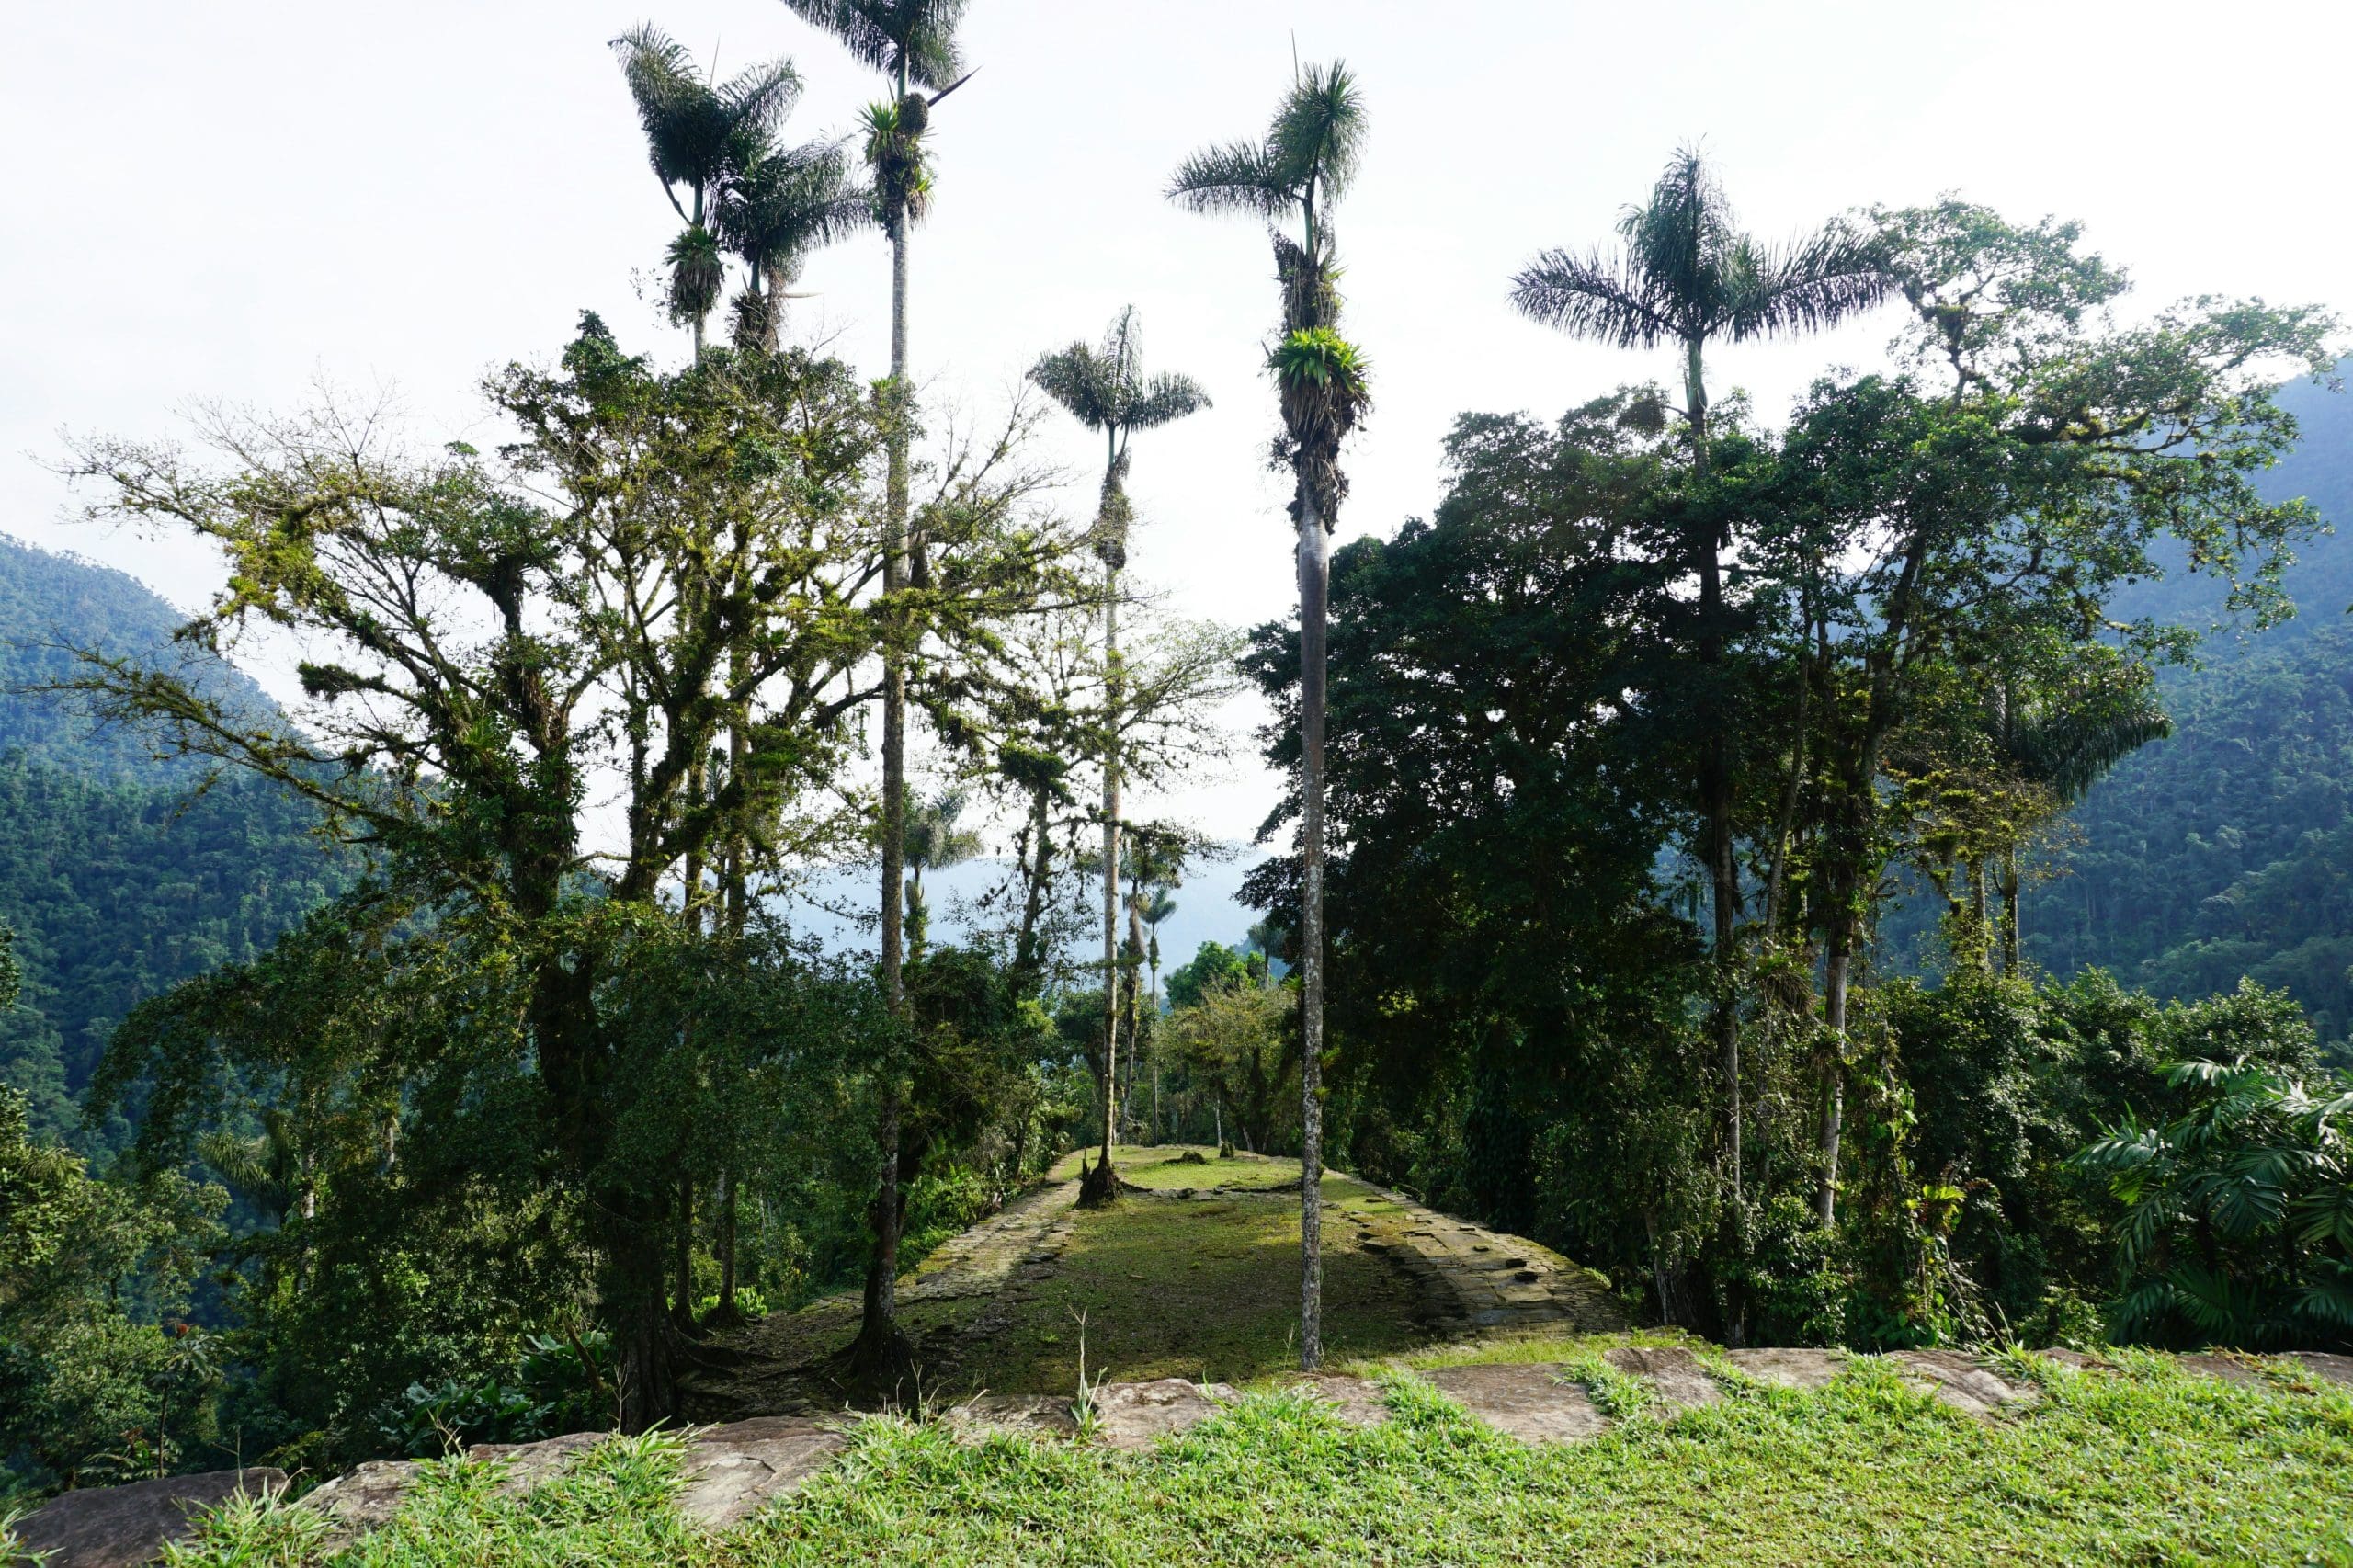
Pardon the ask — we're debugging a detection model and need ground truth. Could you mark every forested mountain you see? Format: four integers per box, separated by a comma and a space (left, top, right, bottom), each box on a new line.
0, 538, 341, 1146
1936, 366, 2353, 1055
0, 535, 277, 780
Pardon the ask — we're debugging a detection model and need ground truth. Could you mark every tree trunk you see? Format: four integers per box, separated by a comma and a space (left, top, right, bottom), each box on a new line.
1013, 782, 1052, 990
854, 204, 913, 1372
1084, 551, 1123, 1207
1999, 844, 2021, 976
672, 1169, 696, 1327
1685, 341, 1744, 1209
717, 1169, 738, 1320
1816, 905, 1853, 1226
1296, 484, 1330, 1371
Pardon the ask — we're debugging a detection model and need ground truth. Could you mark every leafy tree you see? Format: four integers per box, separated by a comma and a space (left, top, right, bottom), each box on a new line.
1169, 57, 1367, 1369
1165, 941, 1247, 1011
1511, 146, 1888, 1199
1029, 306, 1209, 1201
63, 320, 892, 1428
0, 1085, 225, 1489
1164, 981, 1297, 1158
1769, 202, 2336, 1221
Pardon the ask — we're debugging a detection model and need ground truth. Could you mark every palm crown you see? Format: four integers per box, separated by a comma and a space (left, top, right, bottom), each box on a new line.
612, 26, 800, 226
613, 25, 801, 336
1167, 61, 1365, 256
1029, 309, 1210, 563
779, 0, 967, 95
1028, 309, 1211, 456
716, 136, 871, 347
1512, 146, 1887, 385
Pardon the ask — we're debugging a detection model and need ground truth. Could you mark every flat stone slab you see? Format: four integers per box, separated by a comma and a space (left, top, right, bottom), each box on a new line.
301, 1458, 423, 1551
1725, 1347, 1845, 1391
17, 1468, 287, 1568
1283, 1372, 1391, 1427
675, 1416, 847, 1529
1423, 1363, 1608, 1444
2285, 1352, 2353, 1389
943, 1392, 1080, 1444
471, 1429, 607, 1493
1893, 1351, 2038, 1418
1088, 1378, 1238, 1451
1604, 1345, 1722, 1412
2176, 1351, 2270, 1389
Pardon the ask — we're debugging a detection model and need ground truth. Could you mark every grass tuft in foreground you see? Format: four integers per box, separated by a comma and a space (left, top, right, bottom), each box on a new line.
165, 1343, 2352, 1566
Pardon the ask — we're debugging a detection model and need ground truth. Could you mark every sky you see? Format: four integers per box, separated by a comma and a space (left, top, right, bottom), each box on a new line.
5, 0, 2349, 949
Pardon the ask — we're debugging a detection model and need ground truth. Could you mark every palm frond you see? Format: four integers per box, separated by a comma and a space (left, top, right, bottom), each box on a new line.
1616, 144, 1735, 308
721, 57, 802, 141
1028, 342, 1117, 431
1731, 219, 1892, 342
718, 137, 872, 274
1128, 371, 1212, 430
612, 23, 722, 214
779, 0, 967, 90
1511, 249, 1675, 350
1166, 140, 1290, 220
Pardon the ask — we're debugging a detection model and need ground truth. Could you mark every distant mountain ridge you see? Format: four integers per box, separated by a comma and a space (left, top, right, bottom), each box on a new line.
0, 533, 277, 781
0, 536, 340, 1146
1884, 364, 2353, 1058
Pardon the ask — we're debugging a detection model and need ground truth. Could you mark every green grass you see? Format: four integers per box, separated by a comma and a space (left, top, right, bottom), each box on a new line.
1047, 1142, 1365, 1199
951, 1175, 1435, 1393
174, 1347, 2353, 1566
695, 1147, 1438, 1413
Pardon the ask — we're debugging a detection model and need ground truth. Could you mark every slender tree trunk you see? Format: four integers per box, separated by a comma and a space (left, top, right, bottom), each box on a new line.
1816, 891, 1854, 1227
1763, 609, 1812, 939
855, 205, 913, 1371
1684, 344, 1745, 1207
1296, 484, 1330, 1371
684, 754, 707, 938
717, 1170, 738, 1319
1084, 551, 1123, 1205
673, 1169, 696, 1327
1014, 782, 1051, 989
2000, 845, 2021, 976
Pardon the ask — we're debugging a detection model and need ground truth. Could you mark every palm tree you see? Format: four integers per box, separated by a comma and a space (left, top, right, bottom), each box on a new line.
1511, 145, 1886, 1213
715, 134, 872, 352
1991, 663, 2169, 974
903, 786, 985, 961
1168, 59, 1367, 1370
611, 25, 801, 356
779, 0, 973, 1376
1029, 308, 1210, 1205
1141, 882, 1176, 1141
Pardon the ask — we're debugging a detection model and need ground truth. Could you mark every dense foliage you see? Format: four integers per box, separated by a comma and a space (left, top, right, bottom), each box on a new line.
1242, 189, 2347, 1350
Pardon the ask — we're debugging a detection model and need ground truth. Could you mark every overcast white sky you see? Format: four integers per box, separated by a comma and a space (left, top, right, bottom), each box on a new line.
6, 0, 2350, 852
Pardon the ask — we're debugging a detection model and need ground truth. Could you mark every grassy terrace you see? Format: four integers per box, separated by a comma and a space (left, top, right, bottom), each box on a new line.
176, 1342, 2353, 1566
976, 1148, 1431, 1389
698, 1147, 1437, 1411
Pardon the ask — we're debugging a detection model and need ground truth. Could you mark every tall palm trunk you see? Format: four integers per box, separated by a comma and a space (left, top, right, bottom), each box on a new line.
1684, 341, 1743, 1208
1296, 483, 1330, 1371
1013, 780, 1052, 988
857, 199, 913, 1369
1097, 554, 1123, 1177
